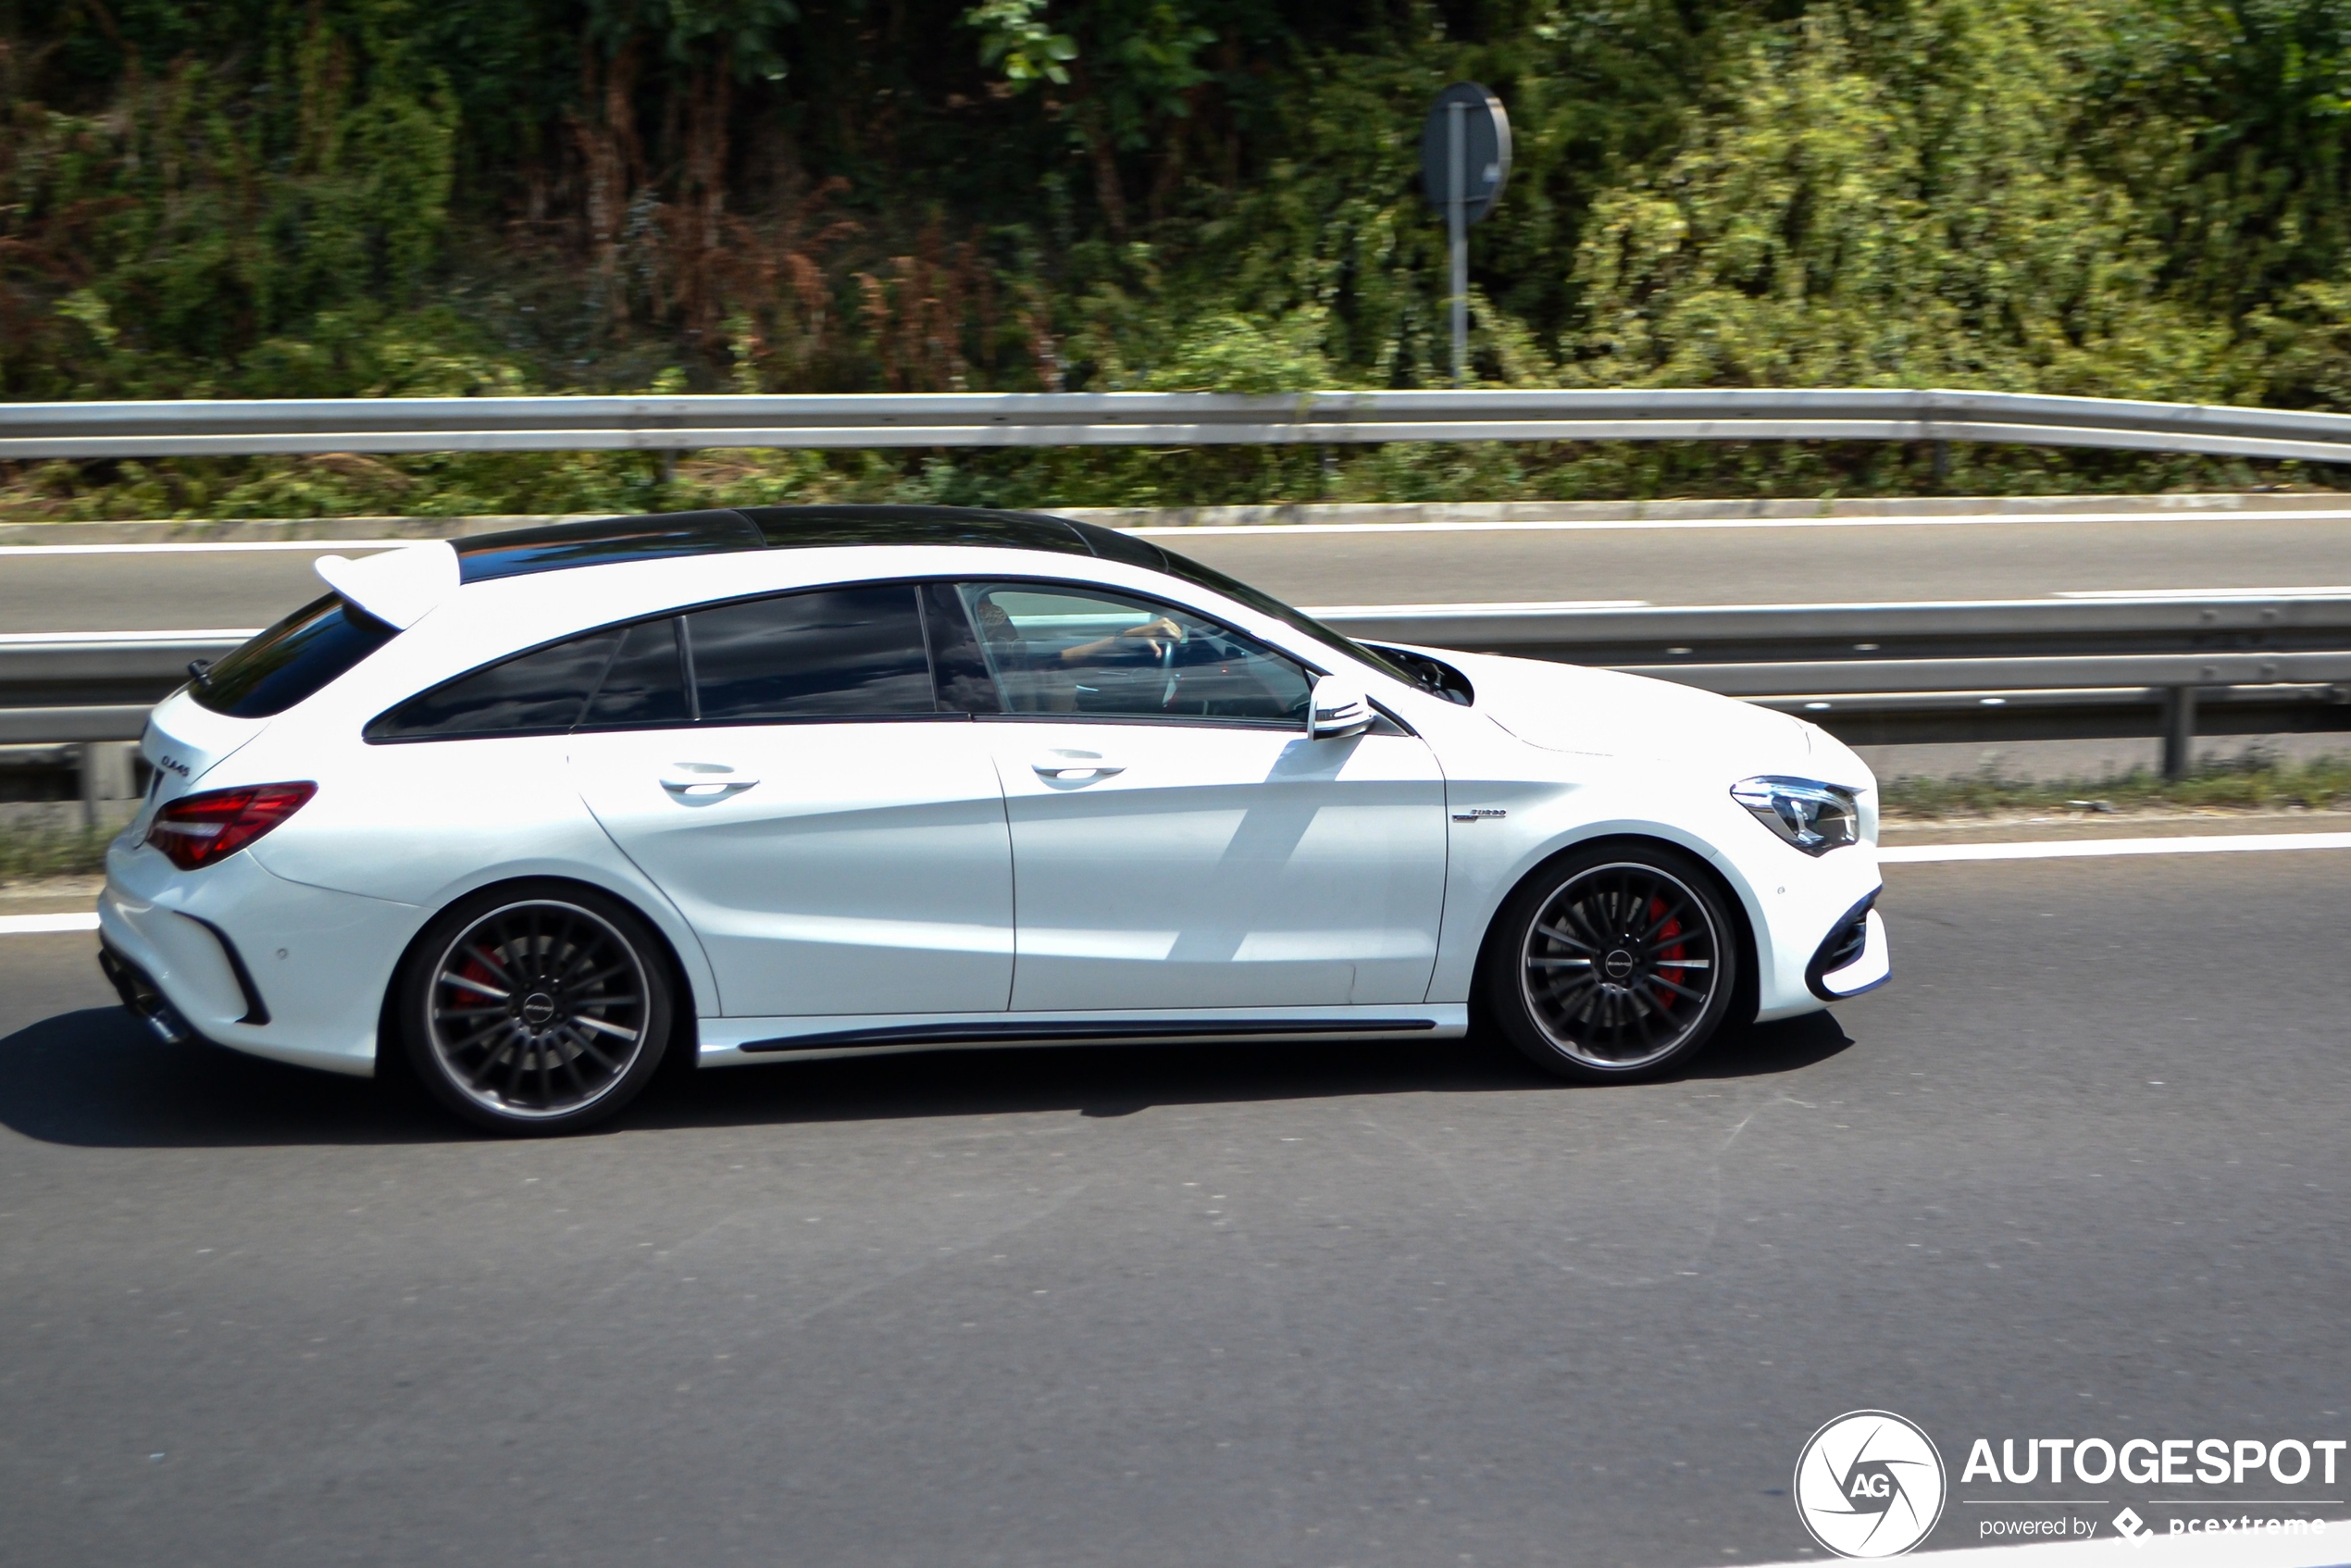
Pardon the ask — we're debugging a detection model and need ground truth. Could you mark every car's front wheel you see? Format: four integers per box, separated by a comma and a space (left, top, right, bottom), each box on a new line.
395, 882, 673, 1134
1486, 844, 1740, 1083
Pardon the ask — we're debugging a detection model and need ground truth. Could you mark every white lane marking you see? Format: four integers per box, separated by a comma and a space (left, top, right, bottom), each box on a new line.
0, 541, 415, 556
1744, 1519, 2351, 1566
5, 509, 2349, 553
1884, 831, 2351, 864
1132, 508, 2351, 538
2059, 585, 2351, 598
0, 628, 261, 644
31, 591, 2330, 647
5, 839, 2342, 932
0, 912, 100, 935
1301, 599, 1648, 615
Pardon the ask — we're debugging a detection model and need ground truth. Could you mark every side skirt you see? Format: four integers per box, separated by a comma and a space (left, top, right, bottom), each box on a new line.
695, 1006, 1469, 1066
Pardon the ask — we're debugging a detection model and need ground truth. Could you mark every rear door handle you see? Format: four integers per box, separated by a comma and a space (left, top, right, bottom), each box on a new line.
661, 765, 759, 799
1033, 755, 1125, 782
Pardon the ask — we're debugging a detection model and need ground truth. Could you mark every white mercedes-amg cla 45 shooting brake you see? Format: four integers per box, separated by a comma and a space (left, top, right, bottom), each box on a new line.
97, 506, 1890, 1133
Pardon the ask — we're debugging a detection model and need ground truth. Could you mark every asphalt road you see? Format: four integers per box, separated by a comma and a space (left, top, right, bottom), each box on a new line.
3, 851, 2346, 1566
10, 511, 2351, 634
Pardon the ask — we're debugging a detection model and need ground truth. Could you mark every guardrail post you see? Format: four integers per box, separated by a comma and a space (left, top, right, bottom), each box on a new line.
76, 740, 101, 831
2161, 685, 2198, 780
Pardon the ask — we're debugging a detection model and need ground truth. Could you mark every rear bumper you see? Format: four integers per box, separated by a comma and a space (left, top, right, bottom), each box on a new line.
100, 836, 422, 1077
96, 940, 205, 1047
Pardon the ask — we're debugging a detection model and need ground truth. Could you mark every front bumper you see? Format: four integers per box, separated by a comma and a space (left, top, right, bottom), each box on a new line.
1805, 889, 1891, 1001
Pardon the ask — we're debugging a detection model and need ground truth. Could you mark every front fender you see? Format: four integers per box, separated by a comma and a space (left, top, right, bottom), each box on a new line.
1424, 766, 1881, 1024
1424, 783, 1756, 1007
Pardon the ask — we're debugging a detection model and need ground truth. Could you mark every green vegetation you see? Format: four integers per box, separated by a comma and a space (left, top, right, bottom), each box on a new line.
1879, 751, 2351, 819
0, 822, 113, 881
12, 0, 2351, 518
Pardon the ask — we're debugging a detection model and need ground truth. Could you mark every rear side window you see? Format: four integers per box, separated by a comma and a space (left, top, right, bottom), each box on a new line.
687, 585, 935, 722
192, 594, 398, 718
579, 618, 690, 728
366, 581, 956, 742
922, 581, 1001, 714
367, 630, 622, 741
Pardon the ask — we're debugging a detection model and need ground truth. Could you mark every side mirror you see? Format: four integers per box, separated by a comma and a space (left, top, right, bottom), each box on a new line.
1309, 674, 1375, 740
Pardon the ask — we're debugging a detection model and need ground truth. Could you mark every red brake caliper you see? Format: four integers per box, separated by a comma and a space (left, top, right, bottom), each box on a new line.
451, 952, 504, 1042
1648, 895, 1686, 1014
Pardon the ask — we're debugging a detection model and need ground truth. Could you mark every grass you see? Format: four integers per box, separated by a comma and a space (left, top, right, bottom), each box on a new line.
0, 824, 116, 883
1880, 750, 2351, 820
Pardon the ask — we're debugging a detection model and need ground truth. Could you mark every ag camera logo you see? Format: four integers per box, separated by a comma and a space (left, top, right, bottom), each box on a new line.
1795, 1410, 1948, 1558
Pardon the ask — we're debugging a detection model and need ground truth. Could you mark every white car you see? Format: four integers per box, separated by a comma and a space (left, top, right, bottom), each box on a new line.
97, 506, 1889, 1133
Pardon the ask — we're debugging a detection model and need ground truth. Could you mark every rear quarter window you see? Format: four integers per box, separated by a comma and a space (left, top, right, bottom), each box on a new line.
191, 594, 399, 718
367, 628, 624, 741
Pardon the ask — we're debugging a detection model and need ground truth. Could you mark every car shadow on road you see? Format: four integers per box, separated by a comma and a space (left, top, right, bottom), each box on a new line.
0, 1006, 1856, 1149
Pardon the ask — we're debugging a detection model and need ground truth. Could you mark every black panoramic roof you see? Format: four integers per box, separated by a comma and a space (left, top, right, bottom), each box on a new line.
449, 503, 1417, 685
454, 504, 1164, 584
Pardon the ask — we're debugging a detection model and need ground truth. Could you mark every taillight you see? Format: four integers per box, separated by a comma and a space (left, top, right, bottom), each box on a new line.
145, 782, 317, 871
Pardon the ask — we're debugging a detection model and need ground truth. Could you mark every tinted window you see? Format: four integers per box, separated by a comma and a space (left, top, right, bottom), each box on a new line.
960, 582, 1310, 725
688, 586, 936, 722
922, 581, 1001, 714
367, 629, 620, 741
581, 618, 690, 728
193, 594, 398, 718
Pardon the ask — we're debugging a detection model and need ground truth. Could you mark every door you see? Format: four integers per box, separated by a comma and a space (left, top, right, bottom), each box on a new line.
570, 586, 1014, 1018
952, 580, 1449, 1013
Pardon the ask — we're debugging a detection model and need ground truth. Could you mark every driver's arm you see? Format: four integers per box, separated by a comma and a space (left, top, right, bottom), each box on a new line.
1057, 616, 1184, 665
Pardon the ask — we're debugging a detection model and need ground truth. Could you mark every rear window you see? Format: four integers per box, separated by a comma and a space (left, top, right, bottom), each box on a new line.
191, 594, 398, 718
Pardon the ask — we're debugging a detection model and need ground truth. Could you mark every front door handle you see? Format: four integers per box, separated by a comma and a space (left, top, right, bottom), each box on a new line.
1033, 753, 1125, 782
661, 765, 759, 799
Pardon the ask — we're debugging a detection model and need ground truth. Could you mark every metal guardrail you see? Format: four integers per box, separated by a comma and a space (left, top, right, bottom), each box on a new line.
12, 387, 2351, 464
7, 596, 2351, 771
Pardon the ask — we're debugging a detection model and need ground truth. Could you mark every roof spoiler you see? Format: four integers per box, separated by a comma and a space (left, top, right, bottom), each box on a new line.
314, 541, 459, 629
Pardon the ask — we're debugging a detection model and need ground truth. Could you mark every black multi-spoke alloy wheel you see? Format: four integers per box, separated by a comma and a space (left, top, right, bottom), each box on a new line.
396, 882, 673, 1134
1486, 844, 1740, 1082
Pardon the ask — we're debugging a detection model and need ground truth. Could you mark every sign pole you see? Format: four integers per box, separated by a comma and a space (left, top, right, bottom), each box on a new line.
1422, 82, 1509, 390
1448, 99, 1468, 387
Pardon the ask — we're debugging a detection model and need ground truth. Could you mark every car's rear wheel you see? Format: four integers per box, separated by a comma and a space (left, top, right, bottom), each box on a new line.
396, 883, 672, 1134
1486, 844, 1739, 1082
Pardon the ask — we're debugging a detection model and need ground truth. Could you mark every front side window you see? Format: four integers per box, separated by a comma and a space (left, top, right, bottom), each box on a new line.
687, 584, 936, 722
958, 581, 1311, 726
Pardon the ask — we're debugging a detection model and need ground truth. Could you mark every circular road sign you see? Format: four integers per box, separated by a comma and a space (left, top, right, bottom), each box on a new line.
1420, 81, 1511, 224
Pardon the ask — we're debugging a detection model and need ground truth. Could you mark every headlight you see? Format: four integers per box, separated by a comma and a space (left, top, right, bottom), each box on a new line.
1731, 776, 1861, 855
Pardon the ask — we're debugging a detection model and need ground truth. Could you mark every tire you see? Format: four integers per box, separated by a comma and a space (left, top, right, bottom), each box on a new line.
394, 881, 674, 1134
1484, 842, 1741, 1083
